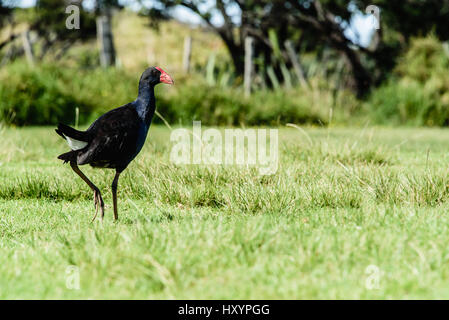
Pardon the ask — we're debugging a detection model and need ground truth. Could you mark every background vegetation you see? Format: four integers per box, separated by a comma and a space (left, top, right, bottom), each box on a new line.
0, 2, 448, 127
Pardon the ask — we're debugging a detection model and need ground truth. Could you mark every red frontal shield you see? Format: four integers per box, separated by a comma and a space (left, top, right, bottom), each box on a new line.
156, 67, 174, 84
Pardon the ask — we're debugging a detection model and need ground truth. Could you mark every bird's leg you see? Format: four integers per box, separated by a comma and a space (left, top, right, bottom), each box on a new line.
70, 162, 105, 221
111, 170, 121, 221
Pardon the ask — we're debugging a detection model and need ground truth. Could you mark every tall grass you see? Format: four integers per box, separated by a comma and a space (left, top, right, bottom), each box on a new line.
0, 62, 136, 126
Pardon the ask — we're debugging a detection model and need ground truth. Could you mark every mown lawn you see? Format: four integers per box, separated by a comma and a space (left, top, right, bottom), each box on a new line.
1, 125, 449, 299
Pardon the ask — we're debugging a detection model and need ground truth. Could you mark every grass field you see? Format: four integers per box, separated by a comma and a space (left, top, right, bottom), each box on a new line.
2, 125, 449, 299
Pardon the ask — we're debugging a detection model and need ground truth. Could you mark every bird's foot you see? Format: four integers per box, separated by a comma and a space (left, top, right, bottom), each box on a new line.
91, 190, 105, 222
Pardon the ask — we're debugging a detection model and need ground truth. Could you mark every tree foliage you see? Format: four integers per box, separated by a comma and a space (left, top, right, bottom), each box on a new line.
145, 0, 449, 96
0, 0, 14, 27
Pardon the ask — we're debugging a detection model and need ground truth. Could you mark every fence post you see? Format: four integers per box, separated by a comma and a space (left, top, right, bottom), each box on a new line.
22, 31, 34, 67
96, 8, 116, 67
284, 40, 308, 88
206, 53, 216, 85
183, 36, 192, 73
244, 36, 254, 97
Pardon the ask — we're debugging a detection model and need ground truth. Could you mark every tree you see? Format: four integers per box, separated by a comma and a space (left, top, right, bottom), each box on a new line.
0, 0, 17, 50
144, 0, 374, 95
33, 0, 119, 66
0, 0, 13, 26
145, 0, 449, 97
0, 0, 121, 66
32, 0, 96, 59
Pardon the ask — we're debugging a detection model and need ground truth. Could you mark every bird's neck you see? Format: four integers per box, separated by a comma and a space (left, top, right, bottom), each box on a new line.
134, 84, 156, 125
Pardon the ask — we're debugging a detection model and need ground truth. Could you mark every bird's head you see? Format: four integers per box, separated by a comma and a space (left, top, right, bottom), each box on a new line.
140, 66, 174, 86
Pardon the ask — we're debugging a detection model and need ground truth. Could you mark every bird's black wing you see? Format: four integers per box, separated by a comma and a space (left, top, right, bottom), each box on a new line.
77, 104, 141, 169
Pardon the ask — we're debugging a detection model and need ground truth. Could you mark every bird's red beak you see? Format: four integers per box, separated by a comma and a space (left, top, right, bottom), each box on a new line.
156, 67, 174, 85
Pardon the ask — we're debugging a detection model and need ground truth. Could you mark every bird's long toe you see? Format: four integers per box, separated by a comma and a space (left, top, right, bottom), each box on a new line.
91, 190, 102, 222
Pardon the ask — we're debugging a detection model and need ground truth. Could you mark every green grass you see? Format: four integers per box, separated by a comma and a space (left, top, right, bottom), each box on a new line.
2, 125, 449, 299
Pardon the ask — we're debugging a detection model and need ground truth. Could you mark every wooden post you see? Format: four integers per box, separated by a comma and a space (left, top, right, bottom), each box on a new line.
443, 41, 449, 59
206, 53, 216, 85
96, 7, 116, 67
244, 36, 254, 97
183, 36, 192, 73
284, 40, 308, 88
22, 31, 34, 67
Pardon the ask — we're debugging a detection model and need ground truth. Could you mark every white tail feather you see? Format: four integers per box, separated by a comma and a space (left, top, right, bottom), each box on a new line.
63, 134, 88, 151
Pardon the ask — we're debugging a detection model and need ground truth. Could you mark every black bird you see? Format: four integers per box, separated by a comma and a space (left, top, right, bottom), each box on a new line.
55, 67, 174, 221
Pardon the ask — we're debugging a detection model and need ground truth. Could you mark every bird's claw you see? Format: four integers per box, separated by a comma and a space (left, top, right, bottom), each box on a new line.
91, 190, 104, 223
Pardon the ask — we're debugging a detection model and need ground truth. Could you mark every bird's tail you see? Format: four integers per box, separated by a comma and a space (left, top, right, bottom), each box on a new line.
55, 123, 89, 151
55, 123, 88, 141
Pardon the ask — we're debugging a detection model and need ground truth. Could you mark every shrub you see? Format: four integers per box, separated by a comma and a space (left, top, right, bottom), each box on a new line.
0, 61, 344, 127
0, 62, 88, 126
364, 35, 449, 126
156, 82, 331, 126
0, 62, 137, 126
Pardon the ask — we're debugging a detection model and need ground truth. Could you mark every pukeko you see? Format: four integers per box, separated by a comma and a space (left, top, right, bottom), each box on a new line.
55, 67, 174, 221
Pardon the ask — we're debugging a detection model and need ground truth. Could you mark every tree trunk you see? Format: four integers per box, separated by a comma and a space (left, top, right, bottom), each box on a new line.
96, 6, 116, 67
284, 40, 308, 89
226, 40, 244, 76
339, 46, 371, 98
21, 30, 34, 66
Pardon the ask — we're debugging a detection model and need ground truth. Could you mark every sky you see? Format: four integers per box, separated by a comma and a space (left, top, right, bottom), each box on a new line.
15, 0, 375, 47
